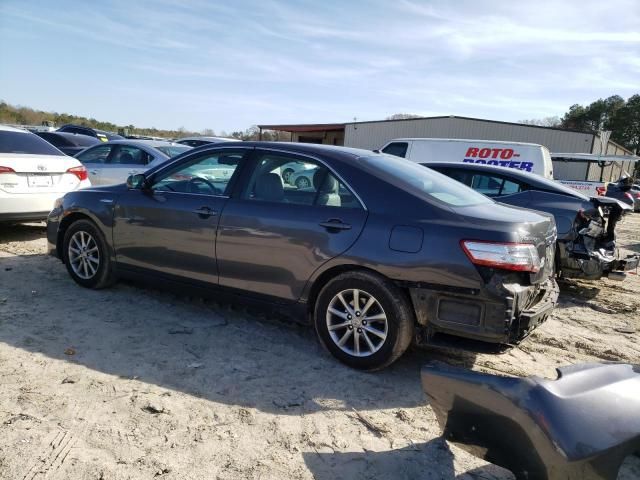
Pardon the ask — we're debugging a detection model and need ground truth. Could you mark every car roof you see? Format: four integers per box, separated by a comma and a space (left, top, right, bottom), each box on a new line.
195, 141, 377, 159
100, 139, 189, 148
425, 161, 590, 200
37, 131, 100, 142
0, 124, 31, 133
58, 124, 121, 136
178, 136, 241, 142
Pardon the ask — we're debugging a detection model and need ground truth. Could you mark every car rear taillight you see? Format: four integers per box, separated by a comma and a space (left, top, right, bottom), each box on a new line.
595, 186, 606, 196
66, 165, 88, 181
461, 240, 541, 273
0, 166, 16, 174
624, 192, 634, 201
634, 192, 640, 199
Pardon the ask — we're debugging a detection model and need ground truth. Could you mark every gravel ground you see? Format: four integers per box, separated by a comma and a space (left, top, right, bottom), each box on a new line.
0, 215, 638, 480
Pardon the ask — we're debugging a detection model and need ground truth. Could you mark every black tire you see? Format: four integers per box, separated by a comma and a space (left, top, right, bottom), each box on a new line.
62, 219, 115, 289
314, 271, 414, 370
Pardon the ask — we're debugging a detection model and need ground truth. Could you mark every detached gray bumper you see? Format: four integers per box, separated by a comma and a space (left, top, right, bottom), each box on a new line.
421, 362, 640, 480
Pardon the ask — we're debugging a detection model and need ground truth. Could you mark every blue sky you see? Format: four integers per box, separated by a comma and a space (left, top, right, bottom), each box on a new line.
1, 0, 639, 133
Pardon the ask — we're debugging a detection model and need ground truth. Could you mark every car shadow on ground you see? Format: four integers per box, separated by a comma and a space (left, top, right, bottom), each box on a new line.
0, 222, 47, 243
0, 253, 484, 417
554, 278, 601, 311
303, 437, 513, 480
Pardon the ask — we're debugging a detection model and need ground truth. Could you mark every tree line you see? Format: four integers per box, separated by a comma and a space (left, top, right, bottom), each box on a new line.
520, 94, 640, 154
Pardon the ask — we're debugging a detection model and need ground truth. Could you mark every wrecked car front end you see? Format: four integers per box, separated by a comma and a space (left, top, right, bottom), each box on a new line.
421, 361, 640, 480
559, 196, 639, 280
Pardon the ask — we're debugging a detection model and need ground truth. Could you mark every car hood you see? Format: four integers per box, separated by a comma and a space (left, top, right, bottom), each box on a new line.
76, 183, 128, 194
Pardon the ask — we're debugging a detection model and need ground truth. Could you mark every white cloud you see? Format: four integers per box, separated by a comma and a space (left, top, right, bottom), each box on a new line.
1, 0, 638, 130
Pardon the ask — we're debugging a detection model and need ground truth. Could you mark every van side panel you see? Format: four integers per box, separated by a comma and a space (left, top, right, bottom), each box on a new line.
404, 140, 550, 179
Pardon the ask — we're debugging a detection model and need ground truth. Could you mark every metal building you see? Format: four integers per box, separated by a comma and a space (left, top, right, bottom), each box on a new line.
345, 115, 616, 151
260, 115, 635, 182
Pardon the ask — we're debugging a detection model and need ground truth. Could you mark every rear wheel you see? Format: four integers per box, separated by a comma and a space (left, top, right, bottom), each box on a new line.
314, 271, 414, 370
295, 176, 311, 189
63, 219, 115, 289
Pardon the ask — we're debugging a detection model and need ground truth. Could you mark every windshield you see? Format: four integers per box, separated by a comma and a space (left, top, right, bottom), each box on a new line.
0, 131, 65, 156
155, 145, 192, 157
361, 154, 493, 207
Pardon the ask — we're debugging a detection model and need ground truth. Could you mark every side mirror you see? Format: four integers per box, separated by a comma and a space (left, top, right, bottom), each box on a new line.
126, 173, 148, 190
373, 149, 381, 154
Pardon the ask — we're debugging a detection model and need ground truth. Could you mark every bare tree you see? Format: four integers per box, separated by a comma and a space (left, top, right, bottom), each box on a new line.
518, 116, 562, 127
386, 113, 423, 120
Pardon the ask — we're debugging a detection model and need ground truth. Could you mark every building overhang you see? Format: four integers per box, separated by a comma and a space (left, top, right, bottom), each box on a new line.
257, 123, 345, 133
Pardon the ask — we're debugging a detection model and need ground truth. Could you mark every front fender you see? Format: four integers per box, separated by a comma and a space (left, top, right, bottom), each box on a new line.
54, 193, 118, 263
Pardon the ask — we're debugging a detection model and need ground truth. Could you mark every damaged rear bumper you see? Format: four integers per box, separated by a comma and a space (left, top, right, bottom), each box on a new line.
409, 277, 558, 345
421, 361, 640, 480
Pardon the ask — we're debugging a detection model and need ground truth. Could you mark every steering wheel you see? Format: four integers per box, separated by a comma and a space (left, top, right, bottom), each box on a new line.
187, 176, 219, 195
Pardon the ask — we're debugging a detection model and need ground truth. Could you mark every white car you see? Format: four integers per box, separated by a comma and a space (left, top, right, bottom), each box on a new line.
74, 140, 191, 186
283, 162, 317, 186
0, 125, 91, 222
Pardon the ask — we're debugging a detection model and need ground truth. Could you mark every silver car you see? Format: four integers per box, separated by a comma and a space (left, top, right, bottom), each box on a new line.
75, 140, 192, 186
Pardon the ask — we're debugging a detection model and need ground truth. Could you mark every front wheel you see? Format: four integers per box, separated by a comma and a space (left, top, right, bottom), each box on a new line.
282, 168, 294, 184
314, 271, 414, 370
63, 219, 115, 289
295, 176, 311, 189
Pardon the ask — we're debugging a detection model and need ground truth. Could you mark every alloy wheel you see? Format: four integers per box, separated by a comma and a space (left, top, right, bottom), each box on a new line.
68, 231, 100, 280
326, 288, 388, 357
296, 176, 310, 189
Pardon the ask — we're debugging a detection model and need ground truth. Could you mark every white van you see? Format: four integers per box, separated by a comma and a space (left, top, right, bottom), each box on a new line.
379, 138, 554, 180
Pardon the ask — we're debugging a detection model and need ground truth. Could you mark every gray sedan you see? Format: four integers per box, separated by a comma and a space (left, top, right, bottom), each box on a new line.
75, 140, 192, 185
47, 143, 558, 370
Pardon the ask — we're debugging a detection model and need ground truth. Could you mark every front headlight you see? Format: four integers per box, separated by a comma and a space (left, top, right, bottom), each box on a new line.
53, 197, 64, 210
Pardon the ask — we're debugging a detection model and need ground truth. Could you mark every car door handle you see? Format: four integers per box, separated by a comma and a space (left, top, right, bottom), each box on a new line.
319, 219, 351, 231
90, 170, 98, 175
193, 206, 217, 218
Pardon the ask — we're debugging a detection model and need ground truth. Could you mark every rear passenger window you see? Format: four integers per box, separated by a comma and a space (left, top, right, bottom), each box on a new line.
501, 179, 522, 195
471, 174, 503, 196
77, 145, 112, 164
244, 154, 361, 208
109, 146, 150, 165
381, 142, 408, 158
471, 174, 522, 197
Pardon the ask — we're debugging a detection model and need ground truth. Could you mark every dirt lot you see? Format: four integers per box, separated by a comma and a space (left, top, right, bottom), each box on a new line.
0, 215, 639, 480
